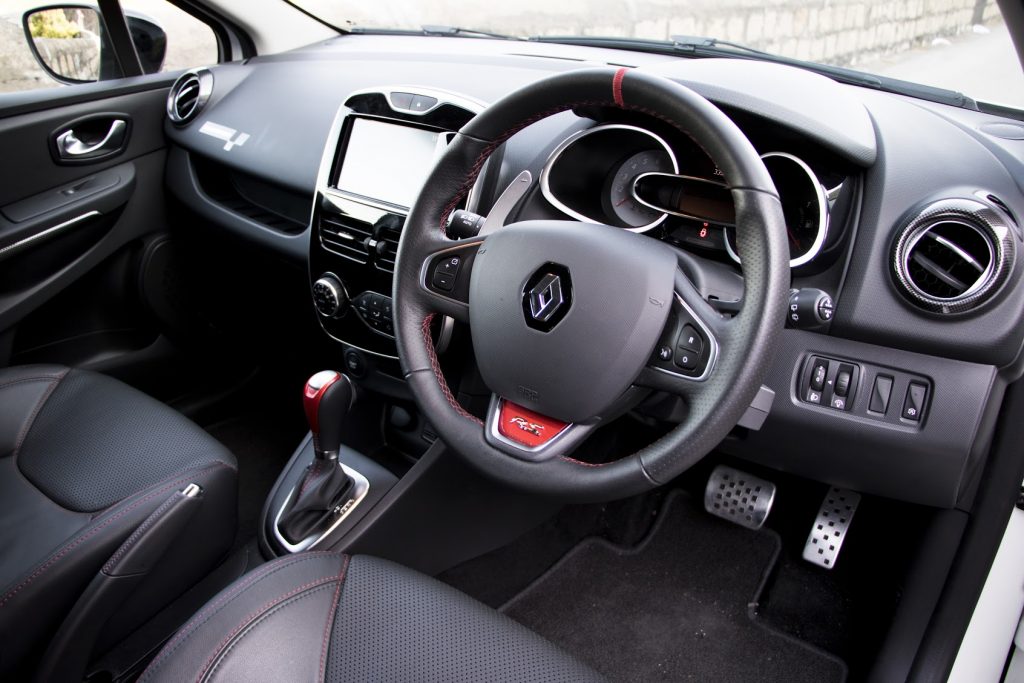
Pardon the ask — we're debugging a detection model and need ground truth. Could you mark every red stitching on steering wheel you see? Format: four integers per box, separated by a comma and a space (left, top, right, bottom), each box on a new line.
422, 314, 483, 424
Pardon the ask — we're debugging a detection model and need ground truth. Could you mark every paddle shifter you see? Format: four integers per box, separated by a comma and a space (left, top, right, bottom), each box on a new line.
279, 370, 356, 544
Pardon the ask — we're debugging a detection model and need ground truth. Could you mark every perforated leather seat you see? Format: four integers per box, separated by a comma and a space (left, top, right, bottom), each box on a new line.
0, 364, 237, 677
139, 552, 603, 682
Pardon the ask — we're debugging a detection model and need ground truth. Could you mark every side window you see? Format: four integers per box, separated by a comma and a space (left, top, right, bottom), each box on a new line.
0, 1, 219, 96
120, 0, 219, 73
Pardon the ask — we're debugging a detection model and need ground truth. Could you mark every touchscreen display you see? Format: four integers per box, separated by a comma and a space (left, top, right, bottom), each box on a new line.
336, 118, 445, 209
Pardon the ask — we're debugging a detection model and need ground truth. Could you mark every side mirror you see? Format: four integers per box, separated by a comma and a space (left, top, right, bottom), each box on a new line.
22, 5, 167, 85
126, 12, 168, 75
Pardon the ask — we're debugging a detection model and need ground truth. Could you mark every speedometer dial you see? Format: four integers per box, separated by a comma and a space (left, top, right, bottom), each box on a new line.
606, 150, 675, 231
725, 152, 828, 268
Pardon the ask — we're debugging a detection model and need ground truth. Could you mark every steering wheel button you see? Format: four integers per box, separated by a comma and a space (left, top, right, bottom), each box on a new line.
674, 351, 698, 371
432, 271, 455, 291
677, 325, 703, 354
440, 256, 461, 275
656, 346, 672, 361
497, 400, 569, 448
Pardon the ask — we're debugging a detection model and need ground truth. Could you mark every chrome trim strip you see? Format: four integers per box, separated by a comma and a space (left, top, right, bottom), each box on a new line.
647, 290, 720, 383
485, 395, 577, 456
0, 211, 101, 262
539, 124, 678, 233
725, 151, 829, 269
272, 462, 370, 553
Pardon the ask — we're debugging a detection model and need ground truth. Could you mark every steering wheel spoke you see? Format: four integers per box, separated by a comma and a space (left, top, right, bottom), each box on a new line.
637, 268, 734, 399
414, 238, 484, 323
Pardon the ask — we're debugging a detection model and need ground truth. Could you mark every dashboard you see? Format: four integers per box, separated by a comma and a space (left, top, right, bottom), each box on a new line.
161, 34, 1024, 511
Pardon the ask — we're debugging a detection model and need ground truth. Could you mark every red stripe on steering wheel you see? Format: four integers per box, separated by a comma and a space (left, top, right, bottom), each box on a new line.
612, 67, 627, 107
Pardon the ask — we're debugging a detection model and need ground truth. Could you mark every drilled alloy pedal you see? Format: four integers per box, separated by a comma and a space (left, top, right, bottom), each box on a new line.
704, 465, 776, 530
803, 487, 861, 569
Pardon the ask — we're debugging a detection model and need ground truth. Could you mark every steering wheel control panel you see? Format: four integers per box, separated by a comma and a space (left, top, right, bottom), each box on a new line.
648, 301, 715, 380
797, 355, 930, 425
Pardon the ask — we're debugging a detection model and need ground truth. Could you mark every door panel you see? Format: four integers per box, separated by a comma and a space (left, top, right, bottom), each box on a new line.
0, 80, 174, 370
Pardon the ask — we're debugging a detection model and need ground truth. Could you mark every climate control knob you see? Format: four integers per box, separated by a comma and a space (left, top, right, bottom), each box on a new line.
312, 275, 345, 318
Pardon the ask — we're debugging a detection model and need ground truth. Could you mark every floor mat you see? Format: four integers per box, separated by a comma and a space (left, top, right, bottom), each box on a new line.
500, 491, 847, 682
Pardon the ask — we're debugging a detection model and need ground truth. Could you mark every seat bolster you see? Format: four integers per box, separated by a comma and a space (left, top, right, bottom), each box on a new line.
0, 460, 236, 674
0, 365, 68, 459
138, 552, 349, 683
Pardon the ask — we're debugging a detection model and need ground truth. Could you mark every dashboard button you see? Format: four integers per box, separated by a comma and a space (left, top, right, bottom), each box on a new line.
869, 375, 893, 414
810, 358, 827, 392
834, 369, 852, 397
806, 388, 823, 404
902, 382, 927, 421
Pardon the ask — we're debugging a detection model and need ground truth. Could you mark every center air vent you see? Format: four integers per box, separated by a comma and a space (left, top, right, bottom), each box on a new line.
167, 68, 213, 125
892, 197, 1016, 314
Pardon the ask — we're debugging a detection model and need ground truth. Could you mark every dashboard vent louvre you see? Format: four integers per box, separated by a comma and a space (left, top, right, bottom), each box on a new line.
374, 226, 402, 273
167, 69, 213, 126
319, 215, 371, 264
892, 198, 1015, 315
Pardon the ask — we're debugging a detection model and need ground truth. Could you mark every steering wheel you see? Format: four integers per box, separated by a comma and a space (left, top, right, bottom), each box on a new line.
393, 67, 789, 502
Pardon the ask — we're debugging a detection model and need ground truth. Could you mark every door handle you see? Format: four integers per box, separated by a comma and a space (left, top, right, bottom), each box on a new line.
55, 119, 127, 160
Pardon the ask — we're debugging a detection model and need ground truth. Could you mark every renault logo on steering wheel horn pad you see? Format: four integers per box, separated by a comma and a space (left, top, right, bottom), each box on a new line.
523, 263, 572, 332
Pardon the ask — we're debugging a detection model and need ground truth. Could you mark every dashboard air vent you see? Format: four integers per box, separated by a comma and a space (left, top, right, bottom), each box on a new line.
319, 214, 371, 264
167, 68, 213, 126
374, 225, 402, 273
892, 197, 1015, 314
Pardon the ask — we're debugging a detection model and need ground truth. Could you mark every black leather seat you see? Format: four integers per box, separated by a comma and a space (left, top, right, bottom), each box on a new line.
138, 551, 602, 682
0, 364, 237, 676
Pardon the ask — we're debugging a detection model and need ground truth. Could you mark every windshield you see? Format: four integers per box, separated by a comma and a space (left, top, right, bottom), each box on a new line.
291, 0, 1023, 109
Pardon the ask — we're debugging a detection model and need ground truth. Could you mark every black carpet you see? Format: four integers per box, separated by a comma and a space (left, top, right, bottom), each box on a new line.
205, 410, 304, 549
500, 491, 847, 682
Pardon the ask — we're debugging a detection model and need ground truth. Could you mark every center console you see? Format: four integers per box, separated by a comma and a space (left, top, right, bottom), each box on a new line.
307, 87, 485, 386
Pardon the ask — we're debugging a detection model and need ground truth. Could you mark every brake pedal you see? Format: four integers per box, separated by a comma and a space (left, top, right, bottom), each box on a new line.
803, 487, 861, 569
704, 465, 776, 530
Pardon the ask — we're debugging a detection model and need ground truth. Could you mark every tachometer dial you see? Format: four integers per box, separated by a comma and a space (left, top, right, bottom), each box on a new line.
725, 152, 828, 268
606, 149, 675, 230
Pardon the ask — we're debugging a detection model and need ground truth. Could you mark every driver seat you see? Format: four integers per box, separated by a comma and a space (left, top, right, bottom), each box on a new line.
138, 551, 602, 682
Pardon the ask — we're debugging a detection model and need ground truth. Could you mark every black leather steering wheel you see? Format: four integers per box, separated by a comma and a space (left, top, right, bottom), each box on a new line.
393, 67, 789, 502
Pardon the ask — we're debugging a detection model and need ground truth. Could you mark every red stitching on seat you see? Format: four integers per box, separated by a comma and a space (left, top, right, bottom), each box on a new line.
319, 555, 350, 681
12, 368, 69, 456
195, 575, 342, 682
101, 492, 180, 574
612, 67, 627, 106
139, 553, 341, 681
0, 461, 231, 609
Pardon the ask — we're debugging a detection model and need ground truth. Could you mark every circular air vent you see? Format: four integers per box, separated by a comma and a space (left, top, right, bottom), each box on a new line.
892, 197, 1015, 314
167, 68, 213, 125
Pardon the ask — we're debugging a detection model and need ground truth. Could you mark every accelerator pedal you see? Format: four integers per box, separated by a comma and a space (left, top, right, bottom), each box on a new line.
803, 487, 861, 569
703, 465, 776, 530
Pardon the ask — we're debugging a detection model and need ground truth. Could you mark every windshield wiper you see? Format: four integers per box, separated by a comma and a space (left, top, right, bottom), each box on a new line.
350, 25, 524, 41
529, 34, 974, 110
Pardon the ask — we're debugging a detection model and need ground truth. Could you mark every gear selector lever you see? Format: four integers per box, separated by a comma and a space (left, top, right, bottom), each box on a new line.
279, 371, 357, 544
303, 370, 354, 461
